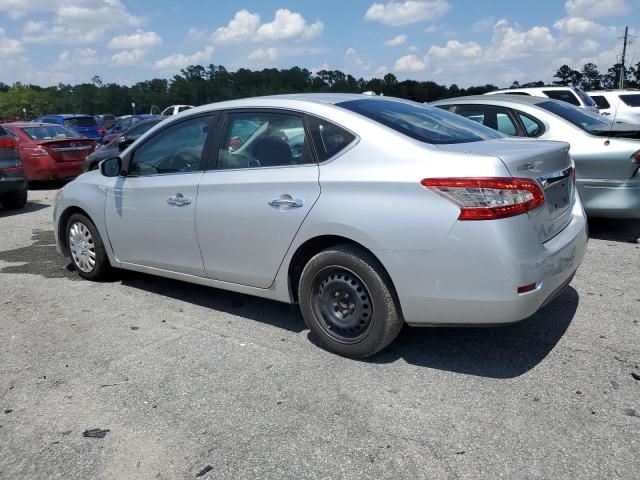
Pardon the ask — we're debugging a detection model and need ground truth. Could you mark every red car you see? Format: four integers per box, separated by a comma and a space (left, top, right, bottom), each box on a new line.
3, 123, 96, 181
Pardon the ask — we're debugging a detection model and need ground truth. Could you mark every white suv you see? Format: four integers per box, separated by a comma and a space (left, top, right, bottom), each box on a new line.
161, 105, 194, 116
485, 86, 599, 113
587, 90, 640, 125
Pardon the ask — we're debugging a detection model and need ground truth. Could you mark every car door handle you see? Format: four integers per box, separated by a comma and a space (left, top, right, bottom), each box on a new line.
269, 195, 304, 210
167, 193, 192, 206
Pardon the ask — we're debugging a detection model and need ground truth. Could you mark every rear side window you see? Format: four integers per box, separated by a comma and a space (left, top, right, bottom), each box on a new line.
64, 117, 97, 128
504, 92, 531, 96
619, 95, 640, 107
338, 99, 503, 145
542, 90, 581, 106
451, 105, 519, 136
0, 126, 7, 138
516, 112, 545, 137
590, 95, 610, 109
307, 116, 355, 162
217, 111, 313, 170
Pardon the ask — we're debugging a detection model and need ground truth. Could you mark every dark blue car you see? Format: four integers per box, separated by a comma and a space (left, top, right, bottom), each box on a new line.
32, 114, 104, 141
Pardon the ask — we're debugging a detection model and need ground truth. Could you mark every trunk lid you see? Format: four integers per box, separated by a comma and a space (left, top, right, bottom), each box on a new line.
438, 138, 574, 242
39, 138, 96, 162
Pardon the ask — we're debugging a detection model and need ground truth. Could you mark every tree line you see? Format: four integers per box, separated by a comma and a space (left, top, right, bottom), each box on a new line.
0, 61, 638, 118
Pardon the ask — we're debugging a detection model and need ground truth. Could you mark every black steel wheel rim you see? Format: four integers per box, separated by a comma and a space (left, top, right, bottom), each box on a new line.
310, 266, 374, 344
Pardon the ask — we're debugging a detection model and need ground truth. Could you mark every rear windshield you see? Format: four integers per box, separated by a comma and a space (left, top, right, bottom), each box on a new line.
620, 94, 640, 107
537, 100, 611, 133
22, 125, 83, 140
63, 117, 97, 128
337, 99, 503, 144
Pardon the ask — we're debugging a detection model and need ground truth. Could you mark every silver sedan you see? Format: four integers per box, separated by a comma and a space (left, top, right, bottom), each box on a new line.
53, 94, 588, 358
431, 94, 640, 218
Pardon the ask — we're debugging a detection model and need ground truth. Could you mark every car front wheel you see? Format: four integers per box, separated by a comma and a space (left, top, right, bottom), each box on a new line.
66, 213, 111, 281
298, 244, 404, 358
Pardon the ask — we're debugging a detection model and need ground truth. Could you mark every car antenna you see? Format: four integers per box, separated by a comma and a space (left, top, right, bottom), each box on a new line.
605, 91, 623, 144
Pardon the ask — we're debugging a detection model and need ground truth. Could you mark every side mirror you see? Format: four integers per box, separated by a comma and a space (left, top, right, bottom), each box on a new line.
99, 157, 123, 177
118, 137, 134, 152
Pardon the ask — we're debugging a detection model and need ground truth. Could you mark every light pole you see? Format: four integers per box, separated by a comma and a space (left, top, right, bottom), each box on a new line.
131, 102, 136, 115
22, 107, 26, 120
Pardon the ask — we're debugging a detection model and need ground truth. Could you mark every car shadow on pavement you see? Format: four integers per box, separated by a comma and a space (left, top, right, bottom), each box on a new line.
0, 202, 49, 218
588, 218, 640, 244
363, 287, 579, 379
121, 272, 306, 333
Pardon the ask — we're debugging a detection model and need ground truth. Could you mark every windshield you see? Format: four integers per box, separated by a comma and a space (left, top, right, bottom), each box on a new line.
537, 100, 611, 132
126, 120, 162, 141
64, 117, 97, 128
21, 125, 83, 140
337, 99, 504, 144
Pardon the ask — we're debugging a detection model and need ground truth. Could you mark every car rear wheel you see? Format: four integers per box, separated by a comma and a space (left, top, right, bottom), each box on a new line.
298, 244, 404, 358
66, 213, 111, 281
1, 188, 27, 210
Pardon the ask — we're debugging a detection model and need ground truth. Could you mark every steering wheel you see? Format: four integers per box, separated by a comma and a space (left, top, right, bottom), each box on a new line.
169, 150, 200, 172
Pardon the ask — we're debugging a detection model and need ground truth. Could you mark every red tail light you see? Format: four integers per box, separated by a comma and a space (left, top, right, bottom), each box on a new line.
632, 150, 640, 164
421, 177, 545, 220
23, 146, 49, 157
97, 127, 106, 135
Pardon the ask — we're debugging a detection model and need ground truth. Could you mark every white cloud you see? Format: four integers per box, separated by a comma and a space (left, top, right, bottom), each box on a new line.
384, 34, 407, 47
16, 0, 144, 44
375, 65, 389, 76
56, 47, 101, 67
365, 0, 451, 26
471, 17, 495, 33
345, 47, 372, 73
0, 27, 23, 56
565, 0, 630, 18
153, 46, 214, 71
553, 16, 616, 35
394, 54, 426, 72
111, 49, 146, 66
406, 45, 419, 52
427, 40, 483, 62
108, 30, 162, 50
247, 47, 278, 62
212, 8, 323, 44
187, 28, 207, 41
487, 19, 555, 61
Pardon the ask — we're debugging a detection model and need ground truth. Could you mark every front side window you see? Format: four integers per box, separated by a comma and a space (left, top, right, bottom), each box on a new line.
21, 125, 82, 140
619, 94, 640, 107
217, 112, 312, 170
307, 116, 355, 162
590, 95, 610, 109
129, 116, 210, 176
543, 90, 581, 106
452, 105, 519, 136
338, 99, 503, 145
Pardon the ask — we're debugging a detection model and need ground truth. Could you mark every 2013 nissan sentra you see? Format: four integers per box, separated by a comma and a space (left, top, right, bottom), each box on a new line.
53, 94, 588, 358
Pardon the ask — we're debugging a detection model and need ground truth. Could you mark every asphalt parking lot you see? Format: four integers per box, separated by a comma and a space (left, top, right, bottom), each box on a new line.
1, 188, 639, 480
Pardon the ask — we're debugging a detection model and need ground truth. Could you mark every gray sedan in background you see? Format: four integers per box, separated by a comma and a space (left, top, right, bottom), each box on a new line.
53, 94, 587, 358
431, 95, 640, 218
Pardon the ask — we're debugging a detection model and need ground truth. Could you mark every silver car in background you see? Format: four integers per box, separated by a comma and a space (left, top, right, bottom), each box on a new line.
431, 95, 640, 218
53, 94, 587, 358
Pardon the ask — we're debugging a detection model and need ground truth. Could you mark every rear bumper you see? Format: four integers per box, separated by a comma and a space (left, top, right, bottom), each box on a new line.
23, 156, 86, 181
376, 197, 588, 326
0, 176, 27, 194
578, 179, 640, 219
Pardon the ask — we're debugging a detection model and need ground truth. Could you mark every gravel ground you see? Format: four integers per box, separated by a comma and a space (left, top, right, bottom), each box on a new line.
1, 188, 639, 480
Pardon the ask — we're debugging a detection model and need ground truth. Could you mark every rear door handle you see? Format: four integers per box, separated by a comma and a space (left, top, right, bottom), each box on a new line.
167, 193, 192, 206
269, 194, 304, 210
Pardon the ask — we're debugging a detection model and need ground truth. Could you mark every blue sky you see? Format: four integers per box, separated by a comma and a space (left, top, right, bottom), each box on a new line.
0, 0, 638, 87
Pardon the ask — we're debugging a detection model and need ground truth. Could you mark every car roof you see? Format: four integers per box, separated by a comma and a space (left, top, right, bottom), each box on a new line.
38, 114, 93, 118
491, 86, 578, 93
430, 94, 551, 107
587, 89, 640, 93
4, 122, 60, 128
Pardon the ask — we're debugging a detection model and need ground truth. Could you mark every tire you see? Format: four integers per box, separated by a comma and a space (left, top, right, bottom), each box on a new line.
1, 188, 27, 210
66, 213, 112, 281
298, 244, 404, 358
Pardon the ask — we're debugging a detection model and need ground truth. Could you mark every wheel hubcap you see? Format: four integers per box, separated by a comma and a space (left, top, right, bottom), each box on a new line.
311, 268, 373, 344
68, 222, 96, 273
